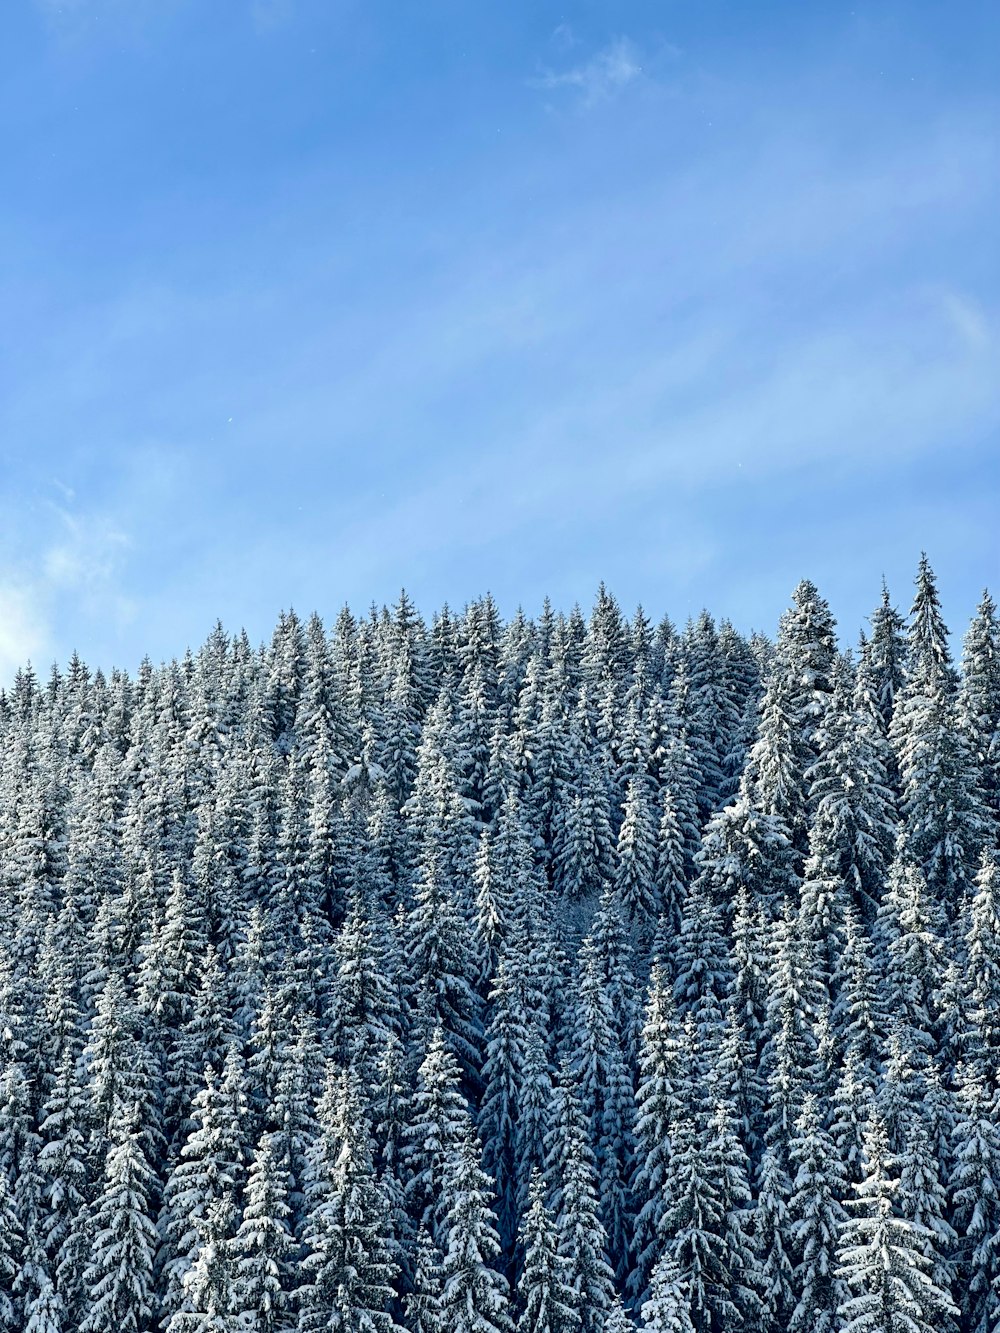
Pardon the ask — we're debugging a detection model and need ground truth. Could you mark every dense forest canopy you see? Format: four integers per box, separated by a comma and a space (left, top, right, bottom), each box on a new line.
0, 556, 998, 1333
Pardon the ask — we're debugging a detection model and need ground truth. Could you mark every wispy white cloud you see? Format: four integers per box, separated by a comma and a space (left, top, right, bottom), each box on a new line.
43, 505, 132, 601
549, 24, 580, 54
0, 493, 136, 685
936, 286, 991, 351
531, 37, 645, 107
299, 295, 999, 570
0, 580, 50, 685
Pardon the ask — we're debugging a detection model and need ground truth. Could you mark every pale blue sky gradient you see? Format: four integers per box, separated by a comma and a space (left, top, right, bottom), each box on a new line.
1, 1, 997, 679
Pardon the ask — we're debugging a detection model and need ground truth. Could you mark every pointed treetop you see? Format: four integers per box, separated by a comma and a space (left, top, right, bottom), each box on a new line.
907, 553, 954, 687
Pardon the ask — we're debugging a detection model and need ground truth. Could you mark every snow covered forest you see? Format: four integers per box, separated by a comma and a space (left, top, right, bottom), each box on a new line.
1, 556, 999, 1333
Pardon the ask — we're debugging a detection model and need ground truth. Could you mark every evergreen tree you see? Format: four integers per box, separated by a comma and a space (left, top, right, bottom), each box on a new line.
830, 1048, 875, 1190
405, 1228, 444, 1333
84, 969, 159, 1161
571, 938, 634, 1282
640, 1257, 695, 1333
481, 947, 531, 1257
0, 1167, 22, 1331
264, 1021, 319, 1238
515, 1018, 552, 1224
516, 1171, 578, 1333
861, 583, 907, 735
23, 1275, 65, 1333
37, 1042, 88, 1311
630, 965, 683, 1308
659, 1026, 759, 1333
671, 873, 732, 1049
836, 1115, 957, 1333
602, 1297, 633, 1333
614, 777, 658, 941
403, 1028, 472, 1245
551, 742, 615, 903
330, 882, 399, 1087
297, 1068, 399, 1333
679, 613, 729, 821
165, 1197, 238, 1333
231, 1131, 295, 1333
439, 1131, 513, 1333
807, 655, 896, 918
786, 1092, 848, 1333
834, 906, 881, 1074
754, 1143, 794, 1332
159, 1055, 247, 1328
81, 1101, 158, 1333
965, 848, 1000, 1088
896, 1119, 955, 1326
892, 556, 986, 908
961, 590, 1000, 818
950, 1064, 1000, 1333
652, 788, 687, 938
776, 579, 839, 754
907, 554, 955, 685
727, 885, 769, 1154
1, 573, 997, 1333
543, 1068, 615, 1333
404, 855, 483, 1086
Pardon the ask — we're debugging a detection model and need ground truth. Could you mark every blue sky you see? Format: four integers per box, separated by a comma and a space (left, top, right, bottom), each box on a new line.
1, 1, 997, 680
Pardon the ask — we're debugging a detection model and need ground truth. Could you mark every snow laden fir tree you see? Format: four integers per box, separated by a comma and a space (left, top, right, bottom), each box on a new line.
0, 559, 998, 1332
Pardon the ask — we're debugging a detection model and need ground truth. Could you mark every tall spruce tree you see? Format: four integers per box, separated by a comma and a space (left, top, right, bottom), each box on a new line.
297, 1067, 400, 1333
543, 1067, 615, 1333
630, 964, 684, 1308
439, 1130, 513, 1333
230, 1131, 295, 1333
961, 590, 1000, 819
516, 1171, 578, 1333
403, 1027, 472, 1246
892, 556, 986, 908
81, 1100, 158, 1333
950, 1063, 1000, 1333
640, 1256, 695, 1333
787, 1092, 848, 1333
836, 1115, 957, 1333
